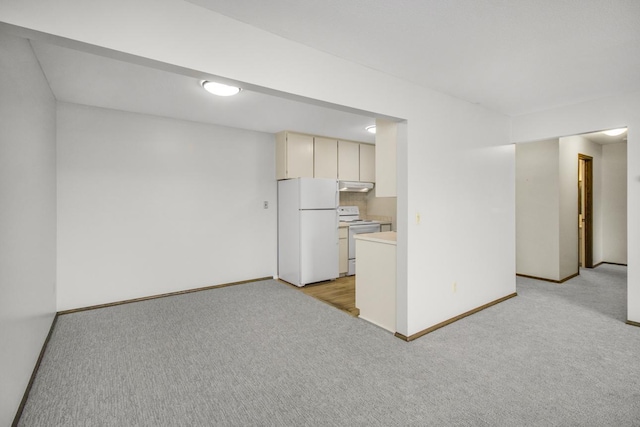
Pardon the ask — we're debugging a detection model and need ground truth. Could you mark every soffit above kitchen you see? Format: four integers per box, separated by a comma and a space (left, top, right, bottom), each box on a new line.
187, 0, 640, 117
30, 40, 376, 143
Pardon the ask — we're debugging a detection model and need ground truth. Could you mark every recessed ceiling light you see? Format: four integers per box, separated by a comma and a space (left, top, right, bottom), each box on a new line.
201, 80, 241, 96
602, 128, 626, 136
366, 125, 376, 134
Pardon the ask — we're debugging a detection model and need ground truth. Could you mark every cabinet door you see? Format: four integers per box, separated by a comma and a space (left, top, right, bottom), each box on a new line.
338, 140, 360, 181
375, 119, 397, 196
275, 131, 287, 180
314, 137, 338, 179
339, 236, 348, 275
359, 143, 375, 182
287, 133, 314, 178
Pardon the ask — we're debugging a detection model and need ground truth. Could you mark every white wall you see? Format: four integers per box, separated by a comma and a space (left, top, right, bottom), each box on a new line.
512, 90, 640, 323
0, 33, 57, 425
516, 135, 626, 281
0, 0, 515, 338
405, 100, 514, 333
559, 135, 603, 276
602, 142, 627, 264
516, 139, 560, 280
57, 103, 276, 310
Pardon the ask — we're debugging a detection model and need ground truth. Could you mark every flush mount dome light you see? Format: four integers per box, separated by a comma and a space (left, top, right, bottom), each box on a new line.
201, 80, 241, 96
602, 128, 627, 136
366, 125, 376, 134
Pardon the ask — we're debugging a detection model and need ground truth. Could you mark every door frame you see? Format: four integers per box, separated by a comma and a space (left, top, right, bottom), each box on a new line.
578, 154, 593, 268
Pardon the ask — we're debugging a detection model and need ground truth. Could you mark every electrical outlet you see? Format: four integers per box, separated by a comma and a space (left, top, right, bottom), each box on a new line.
452, 282, 457, 293
416, 212, 421, 224
263, 201, 269, 209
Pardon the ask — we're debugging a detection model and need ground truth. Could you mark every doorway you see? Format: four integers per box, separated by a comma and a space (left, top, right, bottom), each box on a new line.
578, 154, 593, 268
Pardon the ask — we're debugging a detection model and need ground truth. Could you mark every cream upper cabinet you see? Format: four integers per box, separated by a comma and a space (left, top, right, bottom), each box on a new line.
359, 143, 375, 182
276, 131, 373, 182
314, 137, 338, 179
338, 140, 360, 181
276, 131, 314, 180
375, 119, 397, 196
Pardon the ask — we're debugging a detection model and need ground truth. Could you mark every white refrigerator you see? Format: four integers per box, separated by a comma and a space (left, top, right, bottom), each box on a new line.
278, 178, 339, 287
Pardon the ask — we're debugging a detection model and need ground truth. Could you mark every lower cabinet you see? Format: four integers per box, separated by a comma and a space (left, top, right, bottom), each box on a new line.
339, 226, 348, 276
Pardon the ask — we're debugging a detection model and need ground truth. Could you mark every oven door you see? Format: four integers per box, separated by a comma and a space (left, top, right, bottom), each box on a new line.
348, 223, 381, 259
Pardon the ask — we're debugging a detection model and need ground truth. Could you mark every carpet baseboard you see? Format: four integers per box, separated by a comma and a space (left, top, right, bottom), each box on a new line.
516, 272, 579, 283
12, 314, 58, 427
596, 261, 628, 267
57, 277, 273, 315
395, 292, 518, 342
627, 320, 640, 328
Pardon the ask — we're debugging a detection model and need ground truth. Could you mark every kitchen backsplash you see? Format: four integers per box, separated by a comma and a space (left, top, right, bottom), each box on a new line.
340, 192, 367, 216
339, 192, 393, 223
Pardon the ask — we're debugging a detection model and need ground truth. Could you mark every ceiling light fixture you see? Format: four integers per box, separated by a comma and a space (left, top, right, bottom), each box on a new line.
366, 125, 376, 134
201, 80, 241, 97
602, 128, 626, 136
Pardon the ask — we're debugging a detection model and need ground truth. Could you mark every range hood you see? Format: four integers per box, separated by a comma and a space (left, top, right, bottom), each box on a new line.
338, 181, 374, 192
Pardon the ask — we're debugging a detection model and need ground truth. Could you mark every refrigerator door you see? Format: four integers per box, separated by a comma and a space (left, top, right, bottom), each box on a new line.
278, 180, 301, 286
299, 178, 338, 210
299, 209, 339, 285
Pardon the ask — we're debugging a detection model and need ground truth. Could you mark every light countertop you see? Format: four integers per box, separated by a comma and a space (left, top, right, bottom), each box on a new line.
339, 221, 391, 227
354, 231, 397, 245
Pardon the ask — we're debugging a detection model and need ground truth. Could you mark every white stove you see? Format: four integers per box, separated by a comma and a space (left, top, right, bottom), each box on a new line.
338, 206, 381, 275
338, 206, 379, 226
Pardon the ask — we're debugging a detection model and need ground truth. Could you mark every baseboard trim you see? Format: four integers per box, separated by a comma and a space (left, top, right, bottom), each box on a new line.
597, 262, 628, 267
394, 292, 518, 342
57, 277, 273, 315
516, 272, 579, 284
12, 314, 59, 427
626, 320, 640, 328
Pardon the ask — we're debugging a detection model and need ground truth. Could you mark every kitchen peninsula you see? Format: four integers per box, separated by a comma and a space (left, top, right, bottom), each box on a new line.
354, 231, 397, 332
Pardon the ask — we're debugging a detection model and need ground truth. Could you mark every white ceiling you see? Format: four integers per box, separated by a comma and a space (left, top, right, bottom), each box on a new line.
30, 1, 640, 141
581, 129, 628, 145
30, 41, 377, 143
187, 0, 640, 116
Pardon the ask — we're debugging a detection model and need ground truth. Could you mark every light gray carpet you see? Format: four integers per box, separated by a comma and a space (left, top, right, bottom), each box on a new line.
19, 265, 640, 426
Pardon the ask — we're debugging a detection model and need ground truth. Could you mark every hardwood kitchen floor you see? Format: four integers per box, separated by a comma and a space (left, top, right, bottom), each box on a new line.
284, 276, 358, 316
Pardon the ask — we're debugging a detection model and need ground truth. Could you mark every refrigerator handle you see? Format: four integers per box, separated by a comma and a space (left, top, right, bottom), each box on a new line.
335, 210, 339, 244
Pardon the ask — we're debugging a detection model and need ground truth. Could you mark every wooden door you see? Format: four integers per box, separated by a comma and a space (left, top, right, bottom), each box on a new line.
578, 154, 593, 268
